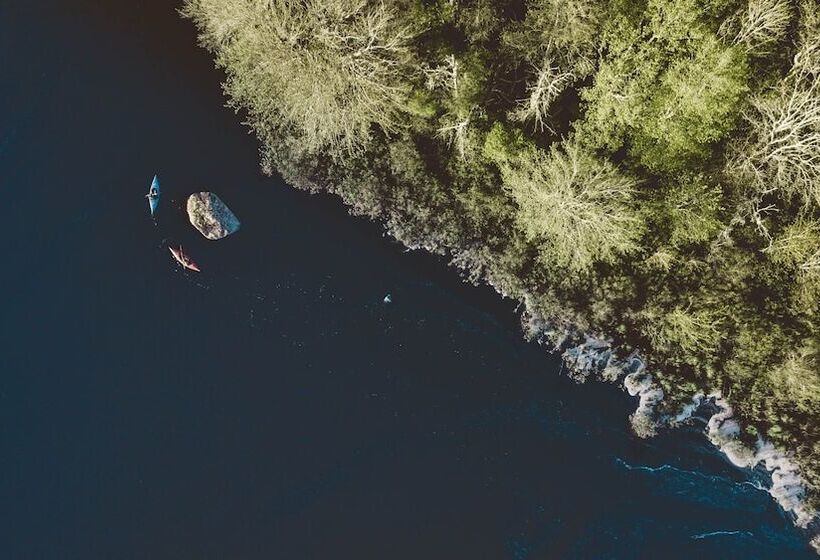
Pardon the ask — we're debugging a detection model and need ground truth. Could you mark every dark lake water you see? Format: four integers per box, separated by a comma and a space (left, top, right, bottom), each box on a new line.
0, 1, 815, 558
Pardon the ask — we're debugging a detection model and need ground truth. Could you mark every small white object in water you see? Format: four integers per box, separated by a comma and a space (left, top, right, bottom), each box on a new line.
383, 293, 392, 304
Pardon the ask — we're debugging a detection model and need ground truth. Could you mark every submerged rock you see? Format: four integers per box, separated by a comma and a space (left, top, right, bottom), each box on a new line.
187, 192, 240, 240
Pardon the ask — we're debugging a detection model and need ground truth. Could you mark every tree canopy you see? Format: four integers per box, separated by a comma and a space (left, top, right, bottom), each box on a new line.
183, 0, 421, 154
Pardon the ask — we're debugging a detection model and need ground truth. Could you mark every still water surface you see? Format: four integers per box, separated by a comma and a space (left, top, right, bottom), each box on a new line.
0, 2, 814, 558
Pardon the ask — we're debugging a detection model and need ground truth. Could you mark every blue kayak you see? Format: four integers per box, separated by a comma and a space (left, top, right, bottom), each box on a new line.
147, 175, 160, 216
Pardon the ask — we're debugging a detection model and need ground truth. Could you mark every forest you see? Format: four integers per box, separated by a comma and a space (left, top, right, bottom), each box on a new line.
183, 0, 820, 508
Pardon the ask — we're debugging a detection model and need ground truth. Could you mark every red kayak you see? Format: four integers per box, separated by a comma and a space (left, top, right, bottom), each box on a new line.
169, 245, 201, 272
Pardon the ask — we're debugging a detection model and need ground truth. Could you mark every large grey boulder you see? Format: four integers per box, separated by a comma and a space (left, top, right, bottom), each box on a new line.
187, 192, 240, 240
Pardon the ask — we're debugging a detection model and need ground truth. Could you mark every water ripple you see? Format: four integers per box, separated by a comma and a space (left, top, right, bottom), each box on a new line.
691, 530, 754, 540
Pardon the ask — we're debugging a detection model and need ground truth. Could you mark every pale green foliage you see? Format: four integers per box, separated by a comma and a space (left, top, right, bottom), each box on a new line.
494, 136, 643, 272
765, 219, 820, 313
765, 219, 820, 268
182, 0, 420, 155
770, 344, 820, 415
505, 0, 603, 69
645, 248, 676, 271
799, 0, 820, 41
663, 176, 725, 247
645, 304, 725, 357
633, 36, 748, 169
578, 0, 749, 170
457, 0, 502, 43
535, 0, 603, 53
482, 122, 527, 164
794, 270, 820, 313
645, 0, 705, 47
576, 52, 653, 152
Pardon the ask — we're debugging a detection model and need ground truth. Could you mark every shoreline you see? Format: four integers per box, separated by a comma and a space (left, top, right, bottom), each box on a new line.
322, 183, 820, 553
272, 167, 820, 555
272, 165, 820, 552
517, 278, 820, 553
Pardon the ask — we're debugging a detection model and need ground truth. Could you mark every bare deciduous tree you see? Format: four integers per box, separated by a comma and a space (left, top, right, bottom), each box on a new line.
426, 54, 479, 159
504, 0, 601, 132
722, 0, 793, 54
711, 192, 778, 251
423, 54, 460, 95
436, 110, 473, 160
728, 18, 820, 208
509, 58, 574, 131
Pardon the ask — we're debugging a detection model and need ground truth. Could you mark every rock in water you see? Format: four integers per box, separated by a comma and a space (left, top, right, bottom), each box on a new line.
186, 192, 240, 240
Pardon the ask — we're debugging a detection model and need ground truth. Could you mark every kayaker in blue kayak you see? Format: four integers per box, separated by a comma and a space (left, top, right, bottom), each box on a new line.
146, 175, 160, 217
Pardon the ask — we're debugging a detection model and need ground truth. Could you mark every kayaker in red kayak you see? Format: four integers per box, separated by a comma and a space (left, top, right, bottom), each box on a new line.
169, 245, 201, 272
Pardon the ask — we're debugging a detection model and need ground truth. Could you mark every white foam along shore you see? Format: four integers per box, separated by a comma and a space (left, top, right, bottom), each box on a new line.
519, 302, 820, 554
705, 393, 816, 527
389, 202, 820, 552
